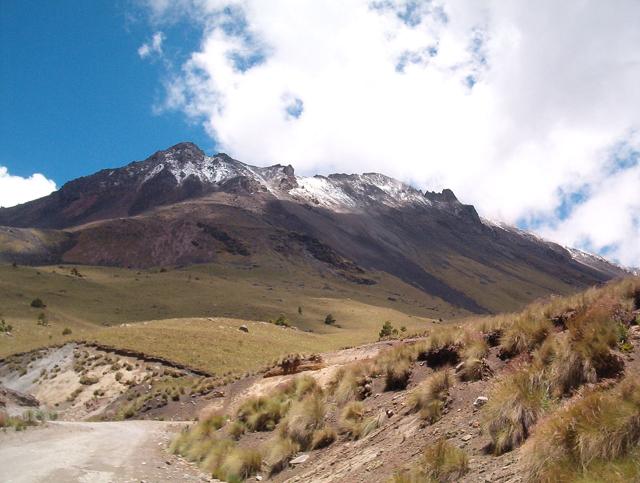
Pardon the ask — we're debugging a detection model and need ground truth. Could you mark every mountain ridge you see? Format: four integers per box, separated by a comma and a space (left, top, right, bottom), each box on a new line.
0, 142, 631, 315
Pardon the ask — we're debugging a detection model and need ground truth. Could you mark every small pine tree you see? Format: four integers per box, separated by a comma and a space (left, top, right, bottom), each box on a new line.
31, 298, 45, 308
298, 306, 303, 315
379, 321, 395, 339
324, 313, 336, 325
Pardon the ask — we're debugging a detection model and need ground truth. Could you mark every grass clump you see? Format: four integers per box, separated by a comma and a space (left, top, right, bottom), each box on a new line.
338, 401, 379, 440
392, 439, 468, 482
375, 345, 415, 391
236, 375, 320, 432
523, 378, 640, 483
329, 361, 373, 404
408, 369, 453, 423
498, 314, 552, 358
482, 368, 551, 455
415, 329, 460, 368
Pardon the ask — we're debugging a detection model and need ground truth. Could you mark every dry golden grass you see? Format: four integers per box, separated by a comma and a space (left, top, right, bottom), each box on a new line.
391, 439, 469, 483
523, 378, 640, 483
338, 401, 379, 440
408, 369, 453, 423
482, 368, 551, 455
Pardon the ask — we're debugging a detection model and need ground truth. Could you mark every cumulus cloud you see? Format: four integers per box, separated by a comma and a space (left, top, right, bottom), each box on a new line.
139, 0, 640, 266
138, 31, 165, 59
0, 167, 57, 208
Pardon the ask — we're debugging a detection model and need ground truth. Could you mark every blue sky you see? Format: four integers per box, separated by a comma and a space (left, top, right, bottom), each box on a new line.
1, 1, 639, 267
0, 0, 211, 185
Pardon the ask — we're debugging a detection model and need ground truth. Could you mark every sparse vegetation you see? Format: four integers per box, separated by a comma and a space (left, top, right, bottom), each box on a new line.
408, 369, 453, 423
523, 378, 640, 482
62, 327, 72, 336
379, 320, 398, 339
392, 439, 469, 482
338, 401, 379, 440
324, 313, 336, 325
483, 368, 551, 455
30, 298, 46, 308
0, 319, 12, 333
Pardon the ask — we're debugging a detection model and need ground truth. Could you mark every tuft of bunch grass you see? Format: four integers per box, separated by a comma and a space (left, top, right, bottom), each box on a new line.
329, 361, 373, 405
498, 314, 552, 358
482, 368, 551, 455
414, 329, 461, 368
523, 378, 640, 483
374, 345, 415, 391
392, 439, 468, 483
408, 369, 453, 423
236, 375, 321, 432
339, 401, 379, 440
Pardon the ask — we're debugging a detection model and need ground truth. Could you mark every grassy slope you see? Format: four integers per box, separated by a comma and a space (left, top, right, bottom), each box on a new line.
0, 262, 442, 372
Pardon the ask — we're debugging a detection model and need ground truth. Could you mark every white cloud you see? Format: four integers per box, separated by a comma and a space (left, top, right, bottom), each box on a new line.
140, 0, 640, 266
0, 167, 57, 208
138, 31, 165, 59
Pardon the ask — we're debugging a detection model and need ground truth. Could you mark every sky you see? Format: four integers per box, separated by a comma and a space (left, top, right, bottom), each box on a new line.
1, 1, 639, 267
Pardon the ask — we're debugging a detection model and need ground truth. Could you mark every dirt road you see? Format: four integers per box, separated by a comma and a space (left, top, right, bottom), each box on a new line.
0, 420, 209, 483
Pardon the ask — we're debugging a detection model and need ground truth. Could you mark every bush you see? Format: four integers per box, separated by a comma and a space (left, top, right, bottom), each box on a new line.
37, 312, 48, 326
62, 327, 72, 336
379, 321, 397, 339
523, 378, 640, 482
0, 319, 12, 333
324, 313, 336, 325
30, 298, 46, 308
408, 369, 453, 423
482, 368, 551, 455
272, 315, 291, 327
236, 375, 320, 432
393, 439, 469, 483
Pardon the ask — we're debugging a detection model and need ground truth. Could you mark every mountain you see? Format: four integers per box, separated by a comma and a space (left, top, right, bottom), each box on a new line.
0, 142, 629, 314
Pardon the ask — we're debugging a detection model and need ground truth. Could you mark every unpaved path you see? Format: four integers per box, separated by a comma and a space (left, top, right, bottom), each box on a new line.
0, 420, 209, 483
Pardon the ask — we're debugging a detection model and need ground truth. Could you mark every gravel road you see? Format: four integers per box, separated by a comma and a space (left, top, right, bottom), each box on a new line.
0, 420, 209, 483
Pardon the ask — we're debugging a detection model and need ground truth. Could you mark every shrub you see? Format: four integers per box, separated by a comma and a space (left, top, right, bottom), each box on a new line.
79, 375, 99, 385
324, 313, 336, 325
36, 312, 48, 326
523, 378, 640, 482
62, 327, 72, 336
408, 369, 453, 423
392, 439, 469, 483
272, 314, 291, 327
0, 319, 12, 333
30, 298, 45, 308
482, 368, 551, 455
379, 321, 397, 339
338, 401, 379, 440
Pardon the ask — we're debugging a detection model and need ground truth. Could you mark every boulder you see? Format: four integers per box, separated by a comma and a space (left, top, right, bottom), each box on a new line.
239, 325, 249, 333
290, 454, 309, 465
473, 396, 488, 408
